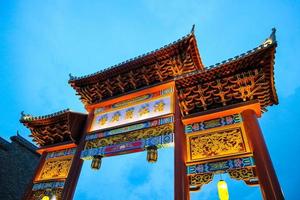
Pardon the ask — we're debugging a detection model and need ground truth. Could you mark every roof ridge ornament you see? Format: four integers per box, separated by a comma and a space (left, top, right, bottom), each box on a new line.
263, 28, 277, 46
69, 73, 75, 81
20, 111, 33, 122
20, 109, 71, 122
191, 24, 195, 34
270, 27, 276, 42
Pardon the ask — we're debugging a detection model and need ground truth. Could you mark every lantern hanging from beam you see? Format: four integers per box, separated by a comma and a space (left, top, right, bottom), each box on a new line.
42, 196, 50, 200
147, 146, 158, 163
218, 180, 229, 200
91, 155, 102, 170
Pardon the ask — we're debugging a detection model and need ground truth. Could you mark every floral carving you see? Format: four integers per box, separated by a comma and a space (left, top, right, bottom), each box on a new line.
85, 123, 173, 149
188, 127, 247, 161
228, 167, 256, 181
39, 157, 72, 181
189, 173, 214, 186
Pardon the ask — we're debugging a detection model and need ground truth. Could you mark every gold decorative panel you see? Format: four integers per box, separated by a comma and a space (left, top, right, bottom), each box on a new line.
30, 188, 63, 200
189, 173, 214, 186
85, 123, 173, 149
228, 167, 256, 181
187, 124, 250, 162
38, 156, 73, 181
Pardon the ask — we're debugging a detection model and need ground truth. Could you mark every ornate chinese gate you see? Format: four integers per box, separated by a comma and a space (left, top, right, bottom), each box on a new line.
21, 28, 284, 200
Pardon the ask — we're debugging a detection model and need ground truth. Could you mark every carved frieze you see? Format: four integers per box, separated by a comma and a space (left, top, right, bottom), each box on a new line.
30, 188, 63, 200
228, 167, 257, 181
185, 114, 242, 134
38, 156, 73, 181
187, 156, 255, 175
85, 123, 174, 149
86, 116, 173, 140
189, 173, 214, 186
187, 126, 249, 162
32, 181, 65, 191
81, 133, 174, 159
46, 148, 76, 159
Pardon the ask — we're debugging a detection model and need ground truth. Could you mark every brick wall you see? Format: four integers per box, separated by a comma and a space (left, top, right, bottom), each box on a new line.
0, 135, 40, 200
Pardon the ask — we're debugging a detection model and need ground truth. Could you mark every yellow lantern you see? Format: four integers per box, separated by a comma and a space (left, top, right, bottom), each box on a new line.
42, 196, 50, 200
218, 180, 229, 200
91, 155, 102, 170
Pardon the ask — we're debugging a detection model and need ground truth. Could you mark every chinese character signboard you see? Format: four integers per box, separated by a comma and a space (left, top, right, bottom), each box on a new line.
90, 89, 173, 132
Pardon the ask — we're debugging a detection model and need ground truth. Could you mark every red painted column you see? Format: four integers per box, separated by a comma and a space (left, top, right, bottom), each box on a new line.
241, 109, 284, 200
62, 112, 94, 200
61, 146, 84, 200
174, 93, 190, 200
23, 151, 47, 200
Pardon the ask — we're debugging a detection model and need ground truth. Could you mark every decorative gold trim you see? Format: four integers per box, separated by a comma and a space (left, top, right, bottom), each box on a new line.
189, 173, 214, 186
228, 167, 257, 181
85, 123, 174, 149
186, 123, 251, 163
185, 153, 253, 166
36, 155, 73, 181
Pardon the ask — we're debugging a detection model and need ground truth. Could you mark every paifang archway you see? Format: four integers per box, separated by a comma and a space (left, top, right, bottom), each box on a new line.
21, 28, 284, 200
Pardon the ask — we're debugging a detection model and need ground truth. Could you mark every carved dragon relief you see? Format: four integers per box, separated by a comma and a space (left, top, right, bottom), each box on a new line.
38, 156, 73, 181
85, 123, 173, 149
187, 126, 248, 162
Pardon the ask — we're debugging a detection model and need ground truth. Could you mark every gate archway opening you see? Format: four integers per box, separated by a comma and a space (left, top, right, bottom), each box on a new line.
74, 148, 174, 199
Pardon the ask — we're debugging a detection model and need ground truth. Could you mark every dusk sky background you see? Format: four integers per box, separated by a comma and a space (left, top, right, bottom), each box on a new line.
0, 0, 299, 199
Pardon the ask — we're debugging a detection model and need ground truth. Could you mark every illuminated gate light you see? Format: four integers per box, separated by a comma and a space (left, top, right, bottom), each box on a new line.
218, 180, 229, 200
42, 196, 50, 200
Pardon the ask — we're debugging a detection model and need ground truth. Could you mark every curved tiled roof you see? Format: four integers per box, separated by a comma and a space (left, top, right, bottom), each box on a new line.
20, 109, 70, 123
20, 109, 87, 147
176, 28, 277, 79
69, 33, 192, 81
68, 31, 204, 85
68, 30, 205, 106
175, 28, 278, 115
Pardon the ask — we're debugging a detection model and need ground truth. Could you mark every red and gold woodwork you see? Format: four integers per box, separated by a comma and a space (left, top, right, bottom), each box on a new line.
80, 83, 175, 160
20, 110, 87, 200
184, 108, 257, 188
21, 28, 283, 200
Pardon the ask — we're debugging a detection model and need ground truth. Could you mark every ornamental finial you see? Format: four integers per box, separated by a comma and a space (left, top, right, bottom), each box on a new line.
270, 27, 277, 43
69, 73, 75, 80
20, 111, 32, 121
263, 28, 277, 46
191, 24, 195, 34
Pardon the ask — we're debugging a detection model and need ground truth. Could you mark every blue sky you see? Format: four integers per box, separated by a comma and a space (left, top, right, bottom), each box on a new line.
0, 0, 299, 199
